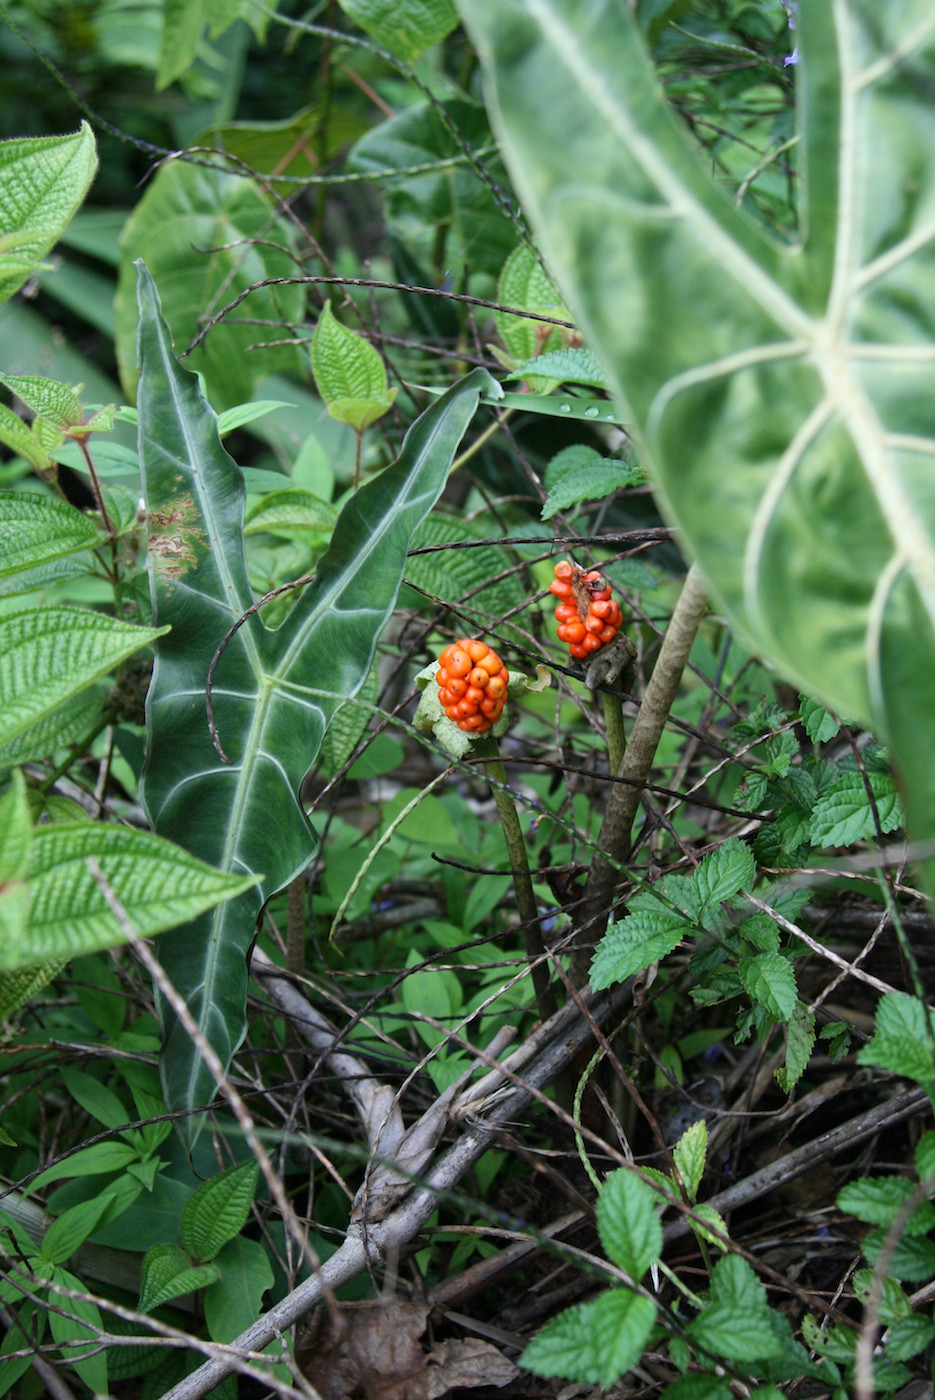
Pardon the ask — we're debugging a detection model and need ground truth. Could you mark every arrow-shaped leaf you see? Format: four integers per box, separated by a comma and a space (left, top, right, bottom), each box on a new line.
136, 261, 500, 1132
458, 0, 935, 892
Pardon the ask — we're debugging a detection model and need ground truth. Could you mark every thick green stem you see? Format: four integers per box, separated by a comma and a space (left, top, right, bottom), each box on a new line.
480, 738, 557, 1023
600, 689, 627, 777
574, 563, 709, 980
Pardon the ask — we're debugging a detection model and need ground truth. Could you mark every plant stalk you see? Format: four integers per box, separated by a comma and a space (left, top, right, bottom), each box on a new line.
574, 563, 709, 980
480, 738, 557, 1024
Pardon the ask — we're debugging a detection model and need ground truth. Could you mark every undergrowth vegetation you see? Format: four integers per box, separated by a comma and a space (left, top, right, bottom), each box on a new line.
2, 2, 935, 1398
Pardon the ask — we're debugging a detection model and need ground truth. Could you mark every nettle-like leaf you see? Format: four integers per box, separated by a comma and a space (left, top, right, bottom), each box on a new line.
589, 908, 691, 990
541, 446, 641, 521
521, 1291, 655, 1388
135, 263, 500, 1131
0, 122, 97, 304
5, 823, 256, 971
595, 1169, 663, 1281
181, 1161, 258, 1263
337, 0, 459, 62
139, 1244, 220, 1313
688, 1254, 781, 1364
857, 990, 935, 1085
0, 493, 103, 579
458, 0, 935, 896
0, 607, 167, 765
495, 242, 570, 364
311, 301, 397, 432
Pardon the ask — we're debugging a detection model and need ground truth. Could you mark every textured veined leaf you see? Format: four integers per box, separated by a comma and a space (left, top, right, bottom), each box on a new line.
0, 374, 83, 429
3, 824, 257, 970
458, 0, 935, 894
337, 0, 459, 62
0, 493, 102, 579
0, 608, 167, 754
404, 511, 527, 620
495, 242, 570, 363
0, 123, 97, 304
311, 302, 397, 430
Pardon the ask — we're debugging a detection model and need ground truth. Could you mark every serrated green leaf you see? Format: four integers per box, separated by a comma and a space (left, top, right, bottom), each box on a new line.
348, 99, 515, 280
0, 374, 83, 429
673, 1120, 707, 1202
244, 488, 337, 536
457, 0, 935, 898
495, 243, 570, 362
509, 346, 606, 388
338, 0, 459, 61
694, 838, 755, 919
541, 455, 639, 520
776, 1003, 815, 1093
0, 606, 166, 755
2, 823, 256, 971
689, 1203, 729, 1253
0, 962, 63, 1020
519, 1297, 603, 1385
862, 1226, 935, 1283
116, 165, 305, 409
857, 991, 935, 1085
0, 493, 102, 579
0, 685, 105, 772
596, 1169, 663, 1280
0, 770, 31, 883
181, 1161, 258, 1263
689, 1255, 781, 1362
882, 1316, 935, 1363
135, 263, 499, 1132
916, 1131, 935, 1182
837, 1177, 935, 1236
319, 667, 379, 777
0, 123, 97, 304
311, 303, 396, 428
589, 1289, 657, 1389
139, 1243, 221, 1313
404, 510, 526, 619
810, 771, 903, 847
589, 909, 690, 990
0, 402, 58, 470
739, 951, 797, 1022
799, 695, 840, 744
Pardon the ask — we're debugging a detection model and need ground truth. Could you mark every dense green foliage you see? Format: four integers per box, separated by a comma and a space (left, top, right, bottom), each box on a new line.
1, 2, 934, 1398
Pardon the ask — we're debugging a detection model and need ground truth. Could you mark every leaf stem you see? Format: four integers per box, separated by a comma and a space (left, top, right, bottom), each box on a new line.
479, 735, 557, 1023
450, 407, 514, 474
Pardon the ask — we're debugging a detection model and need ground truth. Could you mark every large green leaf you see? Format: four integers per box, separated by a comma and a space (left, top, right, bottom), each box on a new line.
458, 0, 935, 893
4, 822, 256, 971
347, 99, 515, 278
115, 160, 305, 408
0, 123, 97, 304
136, 262, 499, 1129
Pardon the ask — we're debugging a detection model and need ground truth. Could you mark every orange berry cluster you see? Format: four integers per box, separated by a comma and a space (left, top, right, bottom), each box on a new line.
549, 560, 624, 660
437, 638, 509, 733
